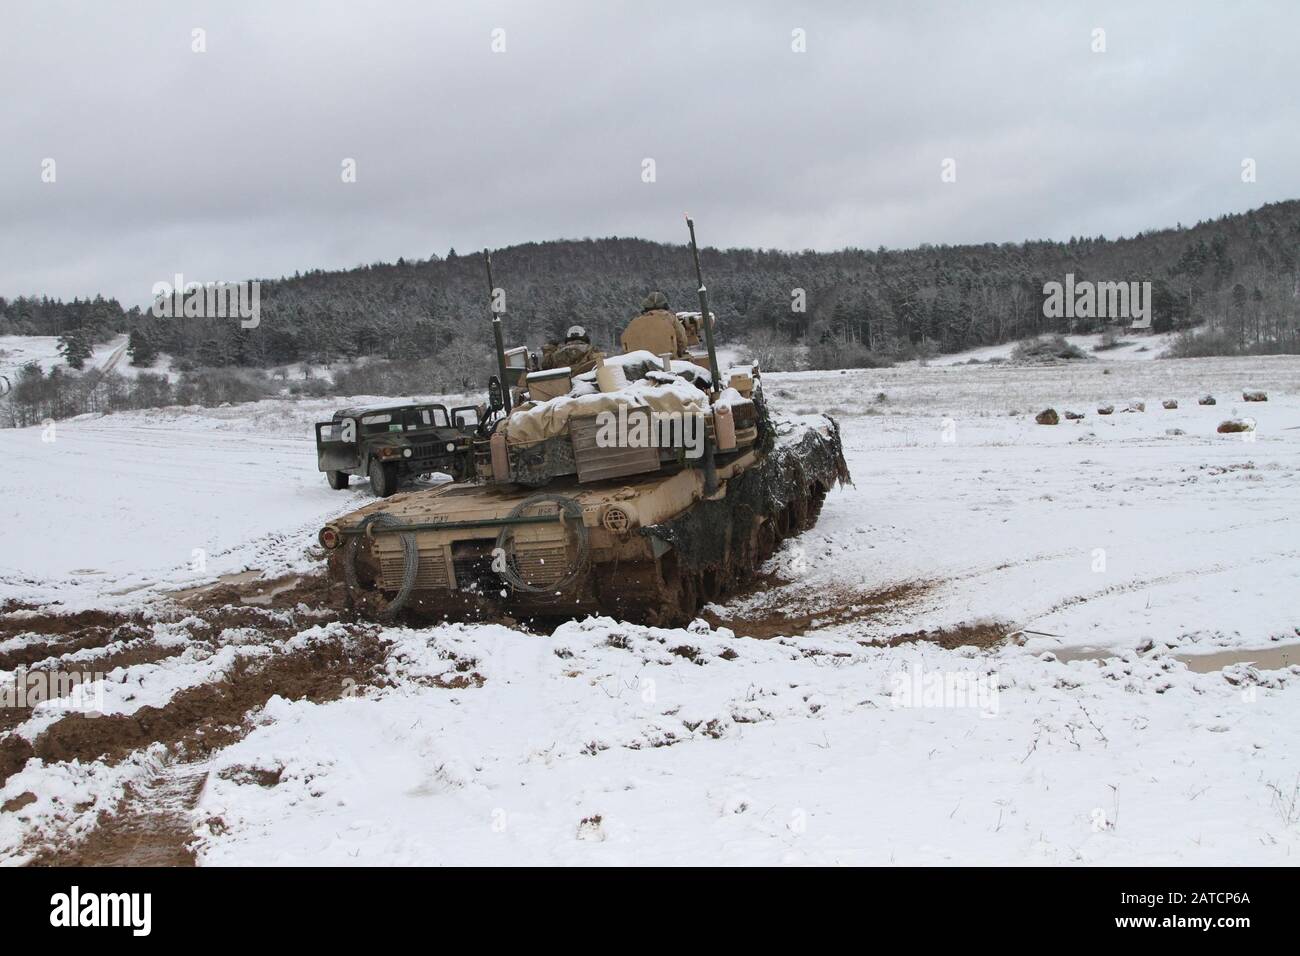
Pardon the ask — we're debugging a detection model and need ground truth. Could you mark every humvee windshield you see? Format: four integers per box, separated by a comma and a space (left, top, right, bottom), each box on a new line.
359, 413, 402, 435
354, 406, 449, 436
403, 406, 449, 430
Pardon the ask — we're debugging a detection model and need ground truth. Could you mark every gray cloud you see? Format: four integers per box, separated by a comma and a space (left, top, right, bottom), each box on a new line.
2, 0, 1297, 307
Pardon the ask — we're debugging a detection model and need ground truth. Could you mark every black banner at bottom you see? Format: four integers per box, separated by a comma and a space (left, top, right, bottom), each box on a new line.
0, 865, 1282, 941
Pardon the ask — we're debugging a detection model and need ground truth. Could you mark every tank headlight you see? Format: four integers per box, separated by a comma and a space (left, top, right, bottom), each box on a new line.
602, 506, 633, 533
403, 448, 412, 458
446, 442, 455, 452
319, 526, 341, 550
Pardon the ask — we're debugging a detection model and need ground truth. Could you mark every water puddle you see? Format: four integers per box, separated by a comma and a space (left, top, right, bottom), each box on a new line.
241, 577, 302, 606
1055, 643, 1300, 673
168, 570, 263, 602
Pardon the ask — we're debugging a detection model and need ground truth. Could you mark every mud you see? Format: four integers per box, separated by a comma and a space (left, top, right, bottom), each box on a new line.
0, 641, 185, 736
2, 571, 402, 866
14, 604, 497, 865
0, 606, 145, 641
11, 626, 394, 867
704, 579, 931, 639
172, 570, 347, 615
28, 767, 209, 867
0, 630, 389, 790
0, 613, 149, 667
885, 620, 1013, 651
0, 570, 344, 665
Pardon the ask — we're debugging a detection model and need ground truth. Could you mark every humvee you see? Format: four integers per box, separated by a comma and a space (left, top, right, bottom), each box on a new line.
314, 402, 480, 497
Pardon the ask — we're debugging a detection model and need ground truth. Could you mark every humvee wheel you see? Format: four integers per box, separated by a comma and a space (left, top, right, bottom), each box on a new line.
327, 470, 350, 490
368, 459, 399, 498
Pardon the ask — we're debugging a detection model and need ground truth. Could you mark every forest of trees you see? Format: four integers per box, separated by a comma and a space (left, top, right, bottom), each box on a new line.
3, 200, 1299, 391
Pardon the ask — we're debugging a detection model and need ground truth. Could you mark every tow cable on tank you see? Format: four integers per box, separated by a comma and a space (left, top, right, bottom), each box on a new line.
343, 512, 419, 618
493, 493, 590, 594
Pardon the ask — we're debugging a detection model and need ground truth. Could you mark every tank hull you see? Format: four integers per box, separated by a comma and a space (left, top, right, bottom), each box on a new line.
322, 416, 849, 627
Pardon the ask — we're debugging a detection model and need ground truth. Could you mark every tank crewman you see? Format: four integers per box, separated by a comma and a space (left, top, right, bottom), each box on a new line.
638, 291, 690, 356
542, 324, 598, 373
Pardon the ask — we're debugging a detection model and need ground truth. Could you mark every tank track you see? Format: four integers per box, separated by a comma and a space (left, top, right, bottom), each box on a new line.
606, 417, 851, 627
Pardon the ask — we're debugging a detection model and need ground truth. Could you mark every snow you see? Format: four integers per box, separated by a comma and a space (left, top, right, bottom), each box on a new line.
191, 617, 1300, 865
0, 746, 169, 865
1, 351, 1298, 864
0, 394, 472, 607
918, 331, 1180, 366
0, 334, 176, 383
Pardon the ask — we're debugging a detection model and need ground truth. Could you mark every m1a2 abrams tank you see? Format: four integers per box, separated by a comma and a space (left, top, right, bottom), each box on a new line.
317, 218, 850, 627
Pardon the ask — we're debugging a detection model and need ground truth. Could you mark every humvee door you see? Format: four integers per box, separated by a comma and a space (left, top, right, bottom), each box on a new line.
316, 418, 360, 473
449, 405, 480, 430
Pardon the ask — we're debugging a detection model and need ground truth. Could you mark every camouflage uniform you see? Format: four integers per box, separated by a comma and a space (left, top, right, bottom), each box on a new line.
548, 339, 596, 370
543, 323, 597, 373
637, 293, 689, 357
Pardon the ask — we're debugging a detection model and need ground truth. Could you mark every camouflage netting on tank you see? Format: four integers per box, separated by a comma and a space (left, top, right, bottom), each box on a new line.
641, 417, 850, 572
509, 435, 577, 487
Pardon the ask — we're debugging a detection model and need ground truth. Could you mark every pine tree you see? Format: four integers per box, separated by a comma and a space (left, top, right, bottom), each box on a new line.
128, 328, 159, 367
57, 329, 93, 370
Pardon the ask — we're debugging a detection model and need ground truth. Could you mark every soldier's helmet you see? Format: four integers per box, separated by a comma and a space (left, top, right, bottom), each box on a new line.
566, 324, 590, 343
640, 291, 669, 312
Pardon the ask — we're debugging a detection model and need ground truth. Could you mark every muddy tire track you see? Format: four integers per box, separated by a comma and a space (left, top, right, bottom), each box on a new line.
0, 616, 151, 670
704, 579, 934, 639
11, 628, 393, 866
0, 640, 188, 736
29, 765, 209, 866
1, 630, 390, 788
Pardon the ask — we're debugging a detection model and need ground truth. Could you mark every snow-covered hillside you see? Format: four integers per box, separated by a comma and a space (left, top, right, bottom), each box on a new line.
0, 354, 1297, 865
0, 334, 176, 384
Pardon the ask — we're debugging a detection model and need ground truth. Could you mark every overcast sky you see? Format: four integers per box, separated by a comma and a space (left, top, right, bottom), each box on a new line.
3, 0, 1297, 308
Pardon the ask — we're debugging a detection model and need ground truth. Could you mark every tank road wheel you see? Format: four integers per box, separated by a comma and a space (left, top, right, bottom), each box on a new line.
731, 529, 758, 589
595, 561, 662, 624
678, 572, 701, 623
650, 554, 701, 628
327, 470, 350, 490
700, 567, 722, 605
786, 497, 809, 534
753, 515, 778, 566
807, 481, 827, 524
368, 459, 399, 498
775, 501, 795, 539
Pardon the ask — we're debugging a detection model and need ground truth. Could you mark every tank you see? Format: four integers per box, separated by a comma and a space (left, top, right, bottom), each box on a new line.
316, 222, 850, 626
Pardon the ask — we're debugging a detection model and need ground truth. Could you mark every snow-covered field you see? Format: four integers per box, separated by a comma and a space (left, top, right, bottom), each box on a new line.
916, 330, 1180, 366
1, 353, 1298, 865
